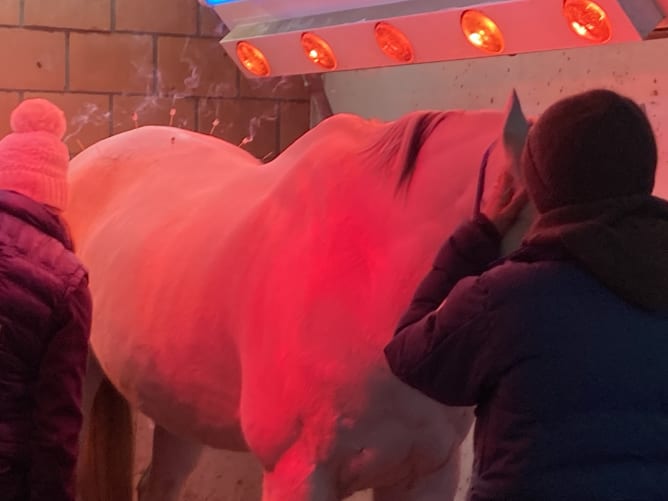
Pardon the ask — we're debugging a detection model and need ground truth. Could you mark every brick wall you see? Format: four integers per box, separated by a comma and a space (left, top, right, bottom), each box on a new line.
0, 0, 311, 160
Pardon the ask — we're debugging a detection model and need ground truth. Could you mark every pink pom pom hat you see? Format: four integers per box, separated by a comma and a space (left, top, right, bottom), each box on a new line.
0, 98, 70, 212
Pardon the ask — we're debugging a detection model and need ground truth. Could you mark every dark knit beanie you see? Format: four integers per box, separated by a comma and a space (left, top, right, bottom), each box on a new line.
521, 89, 658, 213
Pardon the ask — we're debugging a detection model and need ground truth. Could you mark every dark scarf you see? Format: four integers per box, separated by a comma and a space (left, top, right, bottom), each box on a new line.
523, 194, 668, 313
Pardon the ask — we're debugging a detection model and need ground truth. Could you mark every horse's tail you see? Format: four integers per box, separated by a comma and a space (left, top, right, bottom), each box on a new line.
77, 354, 135, 501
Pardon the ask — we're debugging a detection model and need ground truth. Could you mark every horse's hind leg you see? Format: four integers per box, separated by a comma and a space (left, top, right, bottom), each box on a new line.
137, 424, 203, 501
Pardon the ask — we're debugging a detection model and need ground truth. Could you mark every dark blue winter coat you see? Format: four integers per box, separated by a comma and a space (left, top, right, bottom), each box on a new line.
0, 190, 92, 501
385, 216, 668, 501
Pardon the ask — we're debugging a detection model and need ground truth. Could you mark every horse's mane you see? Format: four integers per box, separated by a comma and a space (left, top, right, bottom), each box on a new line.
362, 111, 450, 192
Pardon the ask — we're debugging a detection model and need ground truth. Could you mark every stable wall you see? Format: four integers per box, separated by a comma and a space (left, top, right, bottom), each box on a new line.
0, 0, 311, 160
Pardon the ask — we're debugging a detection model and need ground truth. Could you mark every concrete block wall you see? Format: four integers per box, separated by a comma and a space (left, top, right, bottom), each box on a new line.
0, 0, 311, 160
323, 37, 668, 189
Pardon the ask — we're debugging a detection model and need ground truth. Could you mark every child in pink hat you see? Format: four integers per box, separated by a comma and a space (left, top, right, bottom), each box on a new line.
0, 98, 92, 501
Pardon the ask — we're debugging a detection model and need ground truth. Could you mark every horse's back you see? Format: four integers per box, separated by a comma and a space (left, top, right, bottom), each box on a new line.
68, 126, 262, 241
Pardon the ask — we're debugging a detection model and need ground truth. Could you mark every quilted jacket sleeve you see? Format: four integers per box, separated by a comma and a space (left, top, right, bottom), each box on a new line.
29, 274, 92, 501
384, 215, 501, 406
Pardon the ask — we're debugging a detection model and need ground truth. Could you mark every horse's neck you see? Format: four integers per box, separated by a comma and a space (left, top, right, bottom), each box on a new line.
501, 203, 536, 256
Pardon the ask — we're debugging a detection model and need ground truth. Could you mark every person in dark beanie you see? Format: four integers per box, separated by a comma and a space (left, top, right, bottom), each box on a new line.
0, 99, 92, 501
385, 89, 668, 500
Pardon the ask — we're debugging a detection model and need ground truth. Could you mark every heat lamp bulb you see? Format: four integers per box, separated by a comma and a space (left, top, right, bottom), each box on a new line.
236, 41, 271, 77
374, 21, 415, 63
563, 0, 612, 43
460, 9, 505, 54
301, 32, 338, 70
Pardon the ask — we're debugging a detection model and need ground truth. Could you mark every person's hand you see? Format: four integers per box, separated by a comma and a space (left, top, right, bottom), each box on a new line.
482, 170, 529, 235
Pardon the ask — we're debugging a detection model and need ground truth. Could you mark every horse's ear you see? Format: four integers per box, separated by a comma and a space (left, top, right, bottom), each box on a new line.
502, 89, 530, 178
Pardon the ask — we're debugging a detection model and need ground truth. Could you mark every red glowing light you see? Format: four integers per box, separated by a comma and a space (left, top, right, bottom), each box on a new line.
563, 0, 612, 43
461, 9, 505, 54
236, 41, 271, 77
374, 22, 415, 63
301, 32, 337, 70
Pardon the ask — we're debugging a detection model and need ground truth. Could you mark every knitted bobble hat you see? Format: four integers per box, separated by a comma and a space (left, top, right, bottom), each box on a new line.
0, 98, 70, 212
521, 89, 657, 213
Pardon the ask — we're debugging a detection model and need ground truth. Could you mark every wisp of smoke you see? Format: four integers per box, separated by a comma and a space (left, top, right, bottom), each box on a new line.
239, 104, 279, 148
64, 103, 112, 144
246, 75, 295, 97
69, 35, 295, 162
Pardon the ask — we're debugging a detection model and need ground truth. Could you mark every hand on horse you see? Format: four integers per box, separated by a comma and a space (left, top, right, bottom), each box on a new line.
482, 170, 529, 236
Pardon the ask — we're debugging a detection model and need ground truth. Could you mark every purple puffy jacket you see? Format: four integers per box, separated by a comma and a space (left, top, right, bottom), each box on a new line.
0, 190, 92, 501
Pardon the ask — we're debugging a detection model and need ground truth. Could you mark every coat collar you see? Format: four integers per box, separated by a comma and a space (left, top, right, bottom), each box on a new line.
0, 190, 74, 251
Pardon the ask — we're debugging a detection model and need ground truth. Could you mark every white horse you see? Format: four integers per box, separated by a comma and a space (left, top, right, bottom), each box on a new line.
69, 92, 534, 501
